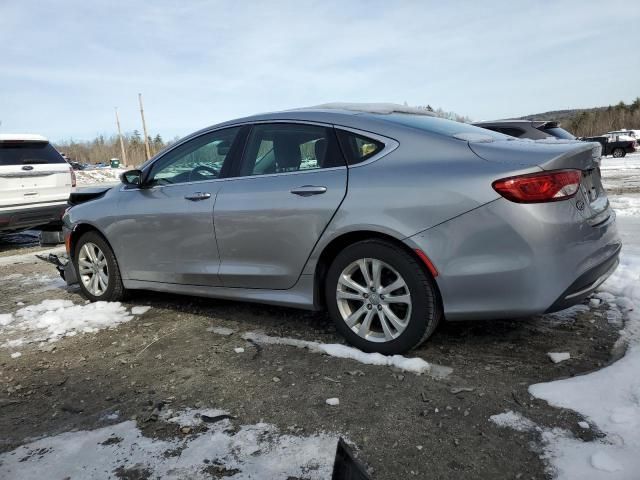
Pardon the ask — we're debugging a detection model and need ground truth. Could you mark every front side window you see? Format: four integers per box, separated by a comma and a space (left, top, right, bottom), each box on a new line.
239, 123, 344, 176
336, 130, 384, 165
149, 127, 240, 185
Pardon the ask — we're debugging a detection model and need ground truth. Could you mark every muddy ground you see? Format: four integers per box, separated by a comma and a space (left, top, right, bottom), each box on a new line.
0, 234, 622, 479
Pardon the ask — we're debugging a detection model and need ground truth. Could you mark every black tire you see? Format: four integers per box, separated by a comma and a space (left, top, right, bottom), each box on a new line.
325, 239, 442, 355
74, 231, 126, 302
612, 148, 625, 158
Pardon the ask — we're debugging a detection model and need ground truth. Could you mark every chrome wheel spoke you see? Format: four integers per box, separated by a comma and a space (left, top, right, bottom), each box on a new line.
377, 310, 395, 341
381, 304, 407, 330
380, 278, 404, 295
337, 290, 364, 301
98, 271, 108, 291
371, 259, 382, 291
344, 304, 367, 327
384, 293, 410, 304
339, 274, 368, 294
358, 309, 375, 336
357, 259, 373, 287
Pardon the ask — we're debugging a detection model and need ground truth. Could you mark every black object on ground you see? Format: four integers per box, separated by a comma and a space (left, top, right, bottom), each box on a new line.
332, 437, 371, 480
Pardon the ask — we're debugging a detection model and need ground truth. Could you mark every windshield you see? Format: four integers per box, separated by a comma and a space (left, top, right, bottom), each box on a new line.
541, 126, 575, 140
380, 113, 510, 141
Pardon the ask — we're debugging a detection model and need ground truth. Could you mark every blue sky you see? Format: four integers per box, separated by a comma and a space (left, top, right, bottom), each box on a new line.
1, 1, 639, 142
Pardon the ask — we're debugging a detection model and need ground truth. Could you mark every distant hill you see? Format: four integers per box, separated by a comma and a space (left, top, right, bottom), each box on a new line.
518, 99, 640, 137
518, 107, 609, 122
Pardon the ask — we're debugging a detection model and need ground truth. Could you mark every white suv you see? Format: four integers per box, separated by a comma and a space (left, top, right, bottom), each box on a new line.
0, 134, 75, 233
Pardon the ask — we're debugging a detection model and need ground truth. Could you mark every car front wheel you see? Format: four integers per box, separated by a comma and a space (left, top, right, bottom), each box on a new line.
74, 231, 125, 302
325, 239, 441, 354
612, 148, 625, 158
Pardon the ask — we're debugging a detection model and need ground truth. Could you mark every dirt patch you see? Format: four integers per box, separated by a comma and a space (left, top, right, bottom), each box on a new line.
0, 247, 623, 479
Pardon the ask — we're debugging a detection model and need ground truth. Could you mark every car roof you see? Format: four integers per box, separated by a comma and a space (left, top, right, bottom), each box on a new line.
202, 103, 436, 131
0, 133, 49, 142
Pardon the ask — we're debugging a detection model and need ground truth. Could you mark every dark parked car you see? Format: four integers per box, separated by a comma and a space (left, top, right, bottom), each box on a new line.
473, 120, 576, 140
580, 136, 636, 158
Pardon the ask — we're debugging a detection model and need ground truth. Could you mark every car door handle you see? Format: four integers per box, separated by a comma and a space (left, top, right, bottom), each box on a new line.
184, 192, 211, 201
290, 185, 327, 196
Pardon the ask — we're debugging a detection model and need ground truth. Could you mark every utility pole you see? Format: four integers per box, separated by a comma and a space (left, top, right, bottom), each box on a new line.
138, 93, 151, 160
115, 107, 128, 167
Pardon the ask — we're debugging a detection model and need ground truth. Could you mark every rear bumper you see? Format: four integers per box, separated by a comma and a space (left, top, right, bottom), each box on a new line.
405, 198, 621, 320
545, 246, 620, 313
0, 202, 68, 233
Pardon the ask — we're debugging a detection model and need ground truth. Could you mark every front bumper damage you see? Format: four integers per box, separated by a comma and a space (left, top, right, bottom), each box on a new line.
36, 253, 78, 285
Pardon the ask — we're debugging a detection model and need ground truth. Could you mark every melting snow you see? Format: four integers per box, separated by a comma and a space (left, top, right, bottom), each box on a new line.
305, 102, 435, 116
0, 409, 339, 480
131, 306, 151, 315
489, 411, 537, 432
0, 300, 150, 347
239, 331, 451, 376
528, 247, 640, 479
547, 352, 570, 364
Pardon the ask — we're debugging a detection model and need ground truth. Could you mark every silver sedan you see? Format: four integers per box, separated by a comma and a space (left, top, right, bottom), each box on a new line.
62, 104, 621, 354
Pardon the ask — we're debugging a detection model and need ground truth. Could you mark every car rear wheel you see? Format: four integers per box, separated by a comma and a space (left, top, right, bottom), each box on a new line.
325, 239, 441, 354
74, 231, 125, 302
612, 148, 625, 158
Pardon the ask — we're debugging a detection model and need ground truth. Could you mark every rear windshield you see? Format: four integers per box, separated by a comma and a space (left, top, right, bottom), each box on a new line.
540, 126, 575, 140
380, 113, 509, 141
0, 142, 65, 166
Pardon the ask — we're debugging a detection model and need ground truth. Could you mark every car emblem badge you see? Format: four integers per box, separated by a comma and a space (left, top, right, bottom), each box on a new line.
576, 200, 585, 211
22, 165, 34, 171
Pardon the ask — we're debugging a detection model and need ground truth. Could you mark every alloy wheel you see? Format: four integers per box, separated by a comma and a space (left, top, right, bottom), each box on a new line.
336, 258, 412, 343
78, 242, 109, 296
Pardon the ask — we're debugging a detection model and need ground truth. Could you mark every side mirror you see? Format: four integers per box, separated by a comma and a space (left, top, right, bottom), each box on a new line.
120, 169, 143, 186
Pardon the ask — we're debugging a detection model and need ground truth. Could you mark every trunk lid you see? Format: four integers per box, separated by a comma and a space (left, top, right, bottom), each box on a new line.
469, 138, 609, 221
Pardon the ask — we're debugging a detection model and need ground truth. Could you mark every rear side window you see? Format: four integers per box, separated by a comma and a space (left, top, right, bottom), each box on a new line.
239, 123, 344, 176
336, 130, 384, 165
0, 142, 65, 166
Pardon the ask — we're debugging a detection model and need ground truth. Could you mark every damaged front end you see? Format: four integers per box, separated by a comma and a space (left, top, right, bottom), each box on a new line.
36, 245, 78, 286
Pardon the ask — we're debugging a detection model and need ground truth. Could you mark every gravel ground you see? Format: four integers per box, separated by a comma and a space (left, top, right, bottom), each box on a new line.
0, 245, 622, 479
0, 158, 637, 479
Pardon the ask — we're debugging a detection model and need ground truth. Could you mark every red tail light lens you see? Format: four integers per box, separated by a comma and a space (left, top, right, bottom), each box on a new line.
492, 169, 581, 203
69, 167, 76, 187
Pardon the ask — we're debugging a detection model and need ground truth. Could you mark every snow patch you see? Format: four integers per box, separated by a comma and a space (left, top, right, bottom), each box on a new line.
240, 331, 449, 376
206, 326, 235, 336
0, 300, 134, 346
547, 352, 570, 364
489, 410, 537, 432
528, 247, 640, 478
304, 102, 435, 116
0, 409, 339, 479
131, 306, 151, 315
10, 352, 21, 359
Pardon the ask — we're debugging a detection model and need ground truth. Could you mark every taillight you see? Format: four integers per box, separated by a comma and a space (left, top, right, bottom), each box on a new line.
69, 167, 76, 187
492, 169, 581, 203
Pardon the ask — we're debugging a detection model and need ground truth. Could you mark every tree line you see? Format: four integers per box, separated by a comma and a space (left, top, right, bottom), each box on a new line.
54, 130, 176, 167
561, 98, 640, 137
